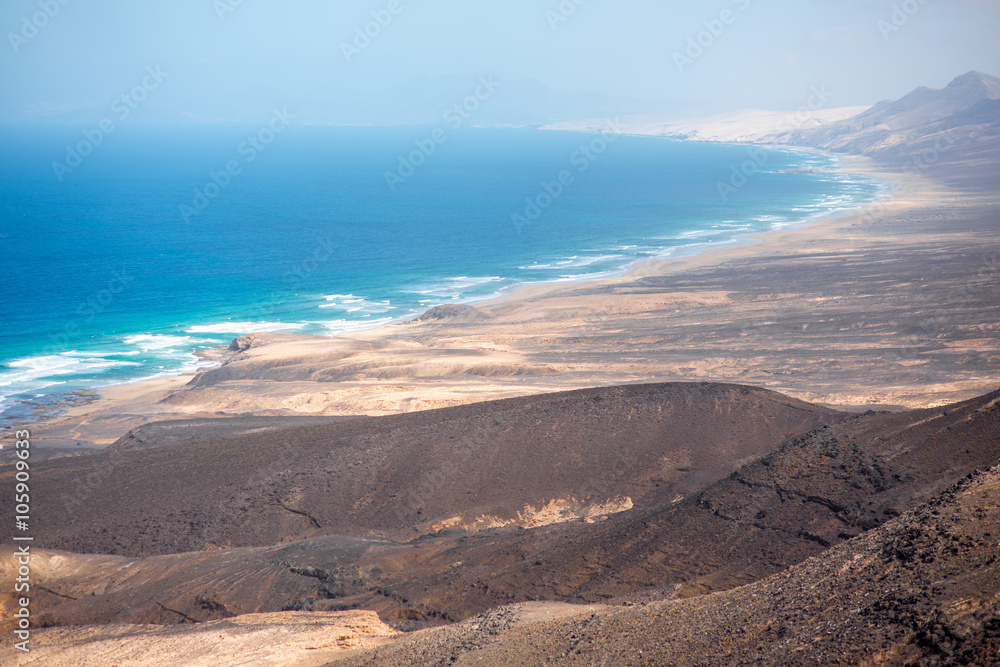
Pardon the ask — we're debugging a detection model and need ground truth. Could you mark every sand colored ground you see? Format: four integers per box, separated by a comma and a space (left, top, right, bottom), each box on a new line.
3, 611, 398, 667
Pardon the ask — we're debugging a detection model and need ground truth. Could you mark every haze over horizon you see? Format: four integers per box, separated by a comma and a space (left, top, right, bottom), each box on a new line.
2, 0, 999, 126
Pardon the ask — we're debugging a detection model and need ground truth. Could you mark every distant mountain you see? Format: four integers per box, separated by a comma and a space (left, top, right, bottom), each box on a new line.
772, 71, 1000, 160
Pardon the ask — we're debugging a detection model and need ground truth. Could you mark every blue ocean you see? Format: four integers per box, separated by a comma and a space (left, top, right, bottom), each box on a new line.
0, 125, 884, 423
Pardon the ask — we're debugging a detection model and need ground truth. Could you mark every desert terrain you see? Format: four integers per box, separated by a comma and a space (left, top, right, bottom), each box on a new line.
1, 72, 998, 665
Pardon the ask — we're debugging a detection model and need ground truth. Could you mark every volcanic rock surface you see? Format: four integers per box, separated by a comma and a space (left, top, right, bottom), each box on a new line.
2, 384, 997, 649
340, 465, 1000, 666
6, 383, 839, 557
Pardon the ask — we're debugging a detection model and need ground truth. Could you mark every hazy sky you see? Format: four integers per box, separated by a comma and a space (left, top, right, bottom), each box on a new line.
2, 0, 999, 123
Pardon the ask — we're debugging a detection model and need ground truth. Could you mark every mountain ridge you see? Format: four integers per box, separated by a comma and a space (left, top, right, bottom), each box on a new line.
771, 70, 1000, 160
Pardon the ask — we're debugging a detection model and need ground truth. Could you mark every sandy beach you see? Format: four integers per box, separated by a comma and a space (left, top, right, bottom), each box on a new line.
22, 150, 1000, 450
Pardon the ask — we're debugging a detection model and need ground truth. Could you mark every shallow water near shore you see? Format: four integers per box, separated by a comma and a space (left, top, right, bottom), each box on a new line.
0, 126, 883, 423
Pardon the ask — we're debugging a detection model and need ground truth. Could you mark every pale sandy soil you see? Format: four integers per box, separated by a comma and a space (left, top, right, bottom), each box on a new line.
24, 155, 1000, 448
1, 604, 619, 667
3, 611, 398, 667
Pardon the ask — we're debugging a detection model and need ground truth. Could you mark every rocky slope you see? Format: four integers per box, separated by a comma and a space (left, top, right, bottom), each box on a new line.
4, 386, 996, 635
340, 465, 1000, 666
774, 71, 1000, 162
2, 383, 839, 556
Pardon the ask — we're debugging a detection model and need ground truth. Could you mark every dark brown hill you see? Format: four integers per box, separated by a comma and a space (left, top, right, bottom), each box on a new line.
103, 415, 364, 453
347, 387, 997, 620
1, 383, 839, 557
339, 465, 1000, 666
7, 387, 996, 633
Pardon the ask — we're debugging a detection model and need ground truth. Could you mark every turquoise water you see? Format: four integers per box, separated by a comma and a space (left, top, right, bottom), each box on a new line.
0, 125, 884, 422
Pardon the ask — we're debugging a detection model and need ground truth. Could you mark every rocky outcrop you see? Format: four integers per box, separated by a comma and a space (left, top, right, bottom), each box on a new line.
414, 304, 492, 323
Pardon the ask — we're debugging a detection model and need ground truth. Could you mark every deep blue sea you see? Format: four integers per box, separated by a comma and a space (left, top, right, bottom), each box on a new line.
0, 125, 884, 424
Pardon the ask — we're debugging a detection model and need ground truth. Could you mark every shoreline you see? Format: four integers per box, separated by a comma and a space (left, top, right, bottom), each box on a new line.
18, 146, 1000, 450
2, 142, 883, 425
474, 152, 897, 306
417, 147, 891, 309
